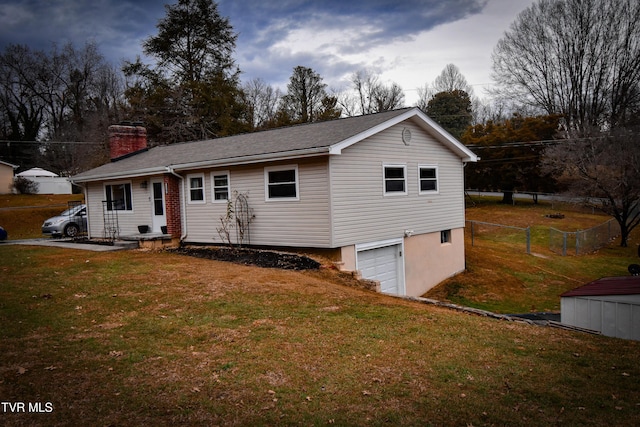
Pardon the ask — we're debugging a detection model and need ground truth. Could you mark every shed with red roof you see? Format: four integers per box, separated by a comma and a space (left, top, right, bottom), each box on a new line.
561, 276, 640, 341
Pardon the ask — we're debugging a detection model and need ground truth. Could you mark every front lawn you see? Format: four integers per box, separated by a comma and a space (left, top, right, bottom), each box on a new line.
1, 245, 639, 426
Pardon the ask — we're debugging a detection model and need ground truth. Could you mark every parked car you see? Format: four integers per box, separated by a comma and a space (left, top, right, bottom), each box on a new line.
0, 226, 7, 240
42, 204, 87, 238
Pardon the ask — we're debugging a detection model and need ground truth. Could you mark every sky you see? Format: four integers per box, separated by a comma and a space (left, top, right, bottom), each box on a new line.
0, 0, 537, 104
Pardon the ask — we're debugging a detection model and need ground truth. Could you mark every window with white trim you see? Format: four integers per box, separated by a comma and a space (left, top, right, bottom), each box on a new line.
441, 229, 451, 244
383, 164, 407, 195
265, 165, 298, 200
187, 173, 205, 203
211, 172, 230, 202
419, 165, 438, 194
105, 182, 132, 211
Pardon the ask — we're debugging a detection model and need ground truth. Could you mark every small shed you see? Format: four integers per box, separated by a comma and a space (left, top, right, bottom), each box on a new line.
561, 276, 640, 341
16, 167, 72, 194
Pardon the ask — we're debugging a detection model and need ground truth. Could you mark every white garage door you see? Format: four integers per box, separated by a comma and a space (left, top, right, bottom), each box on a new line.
357, 244, 402, 295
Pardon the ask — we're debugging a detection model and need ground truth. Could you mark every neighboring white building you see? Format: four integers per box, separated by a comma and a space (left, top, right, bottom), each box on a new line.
561, 276, 640, 341
17, 167, 72, 194
72, 108, 479, 297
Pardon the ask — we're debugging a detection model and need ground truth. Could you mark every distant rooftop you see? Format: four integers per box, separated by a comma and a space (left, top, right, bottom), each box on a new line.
17, 167, 59, 177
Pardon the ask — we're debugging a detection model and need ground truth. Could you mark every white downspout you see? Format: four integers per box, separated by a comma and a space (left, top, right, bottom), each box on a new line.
166, 167, 187, 241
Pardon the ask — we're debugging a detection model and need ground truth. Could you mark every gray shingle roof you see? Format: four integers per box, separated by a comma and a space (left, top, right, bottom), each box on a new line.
73, 108, 476, 182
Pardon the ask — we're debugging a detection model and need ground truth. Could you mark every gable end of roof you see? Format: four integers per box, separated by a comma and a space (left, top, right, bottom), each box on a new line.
329, 108, 478, 162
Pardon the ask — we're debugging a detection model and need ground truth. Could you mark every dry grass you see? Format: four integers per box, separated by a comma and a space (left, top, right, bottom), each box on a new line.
427, 197, 639, 313
0, 194, 84, 208
0, 194, 84, 239
1, 245, 640, 426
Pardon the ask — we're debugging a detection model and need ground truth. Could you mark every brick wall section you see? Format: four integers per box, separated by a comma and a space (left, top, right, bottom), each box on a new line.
109, 125, 147, 161
164, 174, 182, 238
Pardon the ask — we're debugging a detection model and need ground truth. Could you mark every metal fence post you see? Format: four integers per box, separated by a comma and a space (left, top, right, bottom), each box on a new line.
526, 227, 531, 254
562, 232, 567, 256
471, 221, 475, 247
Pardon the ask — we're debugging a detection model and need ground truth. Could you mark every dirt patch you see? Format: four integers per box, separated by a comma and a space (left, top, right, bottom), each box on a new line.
169, 246, 321, 270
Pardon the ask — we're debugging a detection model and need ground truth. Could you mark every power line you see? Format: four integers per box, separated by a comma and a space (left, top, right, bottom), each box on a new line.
0, 140, 103, 145
465, 139, 562, 149
465, 134, 627, 149
471, 156, 540, 164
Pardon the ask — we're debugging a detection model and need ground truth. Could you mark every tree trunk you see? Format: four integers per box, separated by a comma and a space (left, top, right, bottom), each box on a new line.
501, 191, 514, 205
619, 223, 629, 247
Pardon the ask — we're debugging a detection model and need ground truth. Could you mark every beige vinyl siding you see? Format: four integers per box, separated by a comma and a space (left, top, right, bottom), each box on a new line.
184, 158, 331, 247
330, 121, 466, 247
0, 163, 14, 194
86, 177, 154, 238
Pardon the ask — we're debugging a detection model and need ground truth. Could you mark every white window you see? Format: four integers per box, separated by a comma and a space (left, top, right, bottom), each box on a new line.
187, 173, 205, 204
265, 165, 299, 201
105, 182, 132, 211
419, 165, 439, 194
211, 172, 230, 202
441, 229, 451, 244
383, 164, 407, 195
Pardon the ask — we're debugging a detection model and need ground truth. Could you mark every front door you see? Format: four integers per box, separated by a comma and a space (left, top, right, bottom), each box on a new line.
151, 180, 166, 233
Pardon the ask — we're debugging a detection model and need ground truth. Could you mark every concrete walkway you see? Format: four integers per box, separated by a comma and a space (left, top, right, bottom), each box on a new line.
0, 238, 131, 252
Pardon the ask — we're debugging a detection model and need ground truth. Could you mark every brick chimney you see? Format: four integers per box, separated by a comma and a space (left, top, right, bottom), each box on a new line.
109, 124, 148, 161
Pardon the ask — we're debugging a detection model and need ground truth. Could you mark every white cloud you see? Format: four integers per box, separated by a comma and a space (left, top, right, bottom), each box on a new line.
236, 0, 535, 105
337, 0, 536, 104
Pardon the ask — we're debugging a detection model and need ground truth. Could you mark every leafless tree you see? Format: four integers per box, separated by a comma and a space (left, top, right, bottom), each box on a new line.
0, 42, 123, 172
39, 43, 124, 174
0, 45, 45, 168
340, 69, 405, 116
352, 69, 378, 115
241, 78, 281, 130
433, 63, 474, 95
416, 64, 477, 122
415, 84, 434, 112
544, 129, 640, 246
280, 66, 340, 123
492, 0, 640, 133
372, 82, 405, 112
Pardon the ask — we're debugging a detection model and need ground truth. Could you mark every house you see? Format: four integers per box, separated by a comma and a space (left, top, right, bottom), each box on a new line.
561, 276, 640, 341
72, 108, 478, 297
16, 167, 72, 194
0, 160, 18, 194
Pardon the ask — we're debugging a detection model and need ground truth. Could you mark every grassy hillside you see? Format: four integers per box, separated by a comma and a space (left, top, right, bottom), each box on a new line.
427, 197, 639, 313
1, 245, 639, 426
0, 194, 84, 239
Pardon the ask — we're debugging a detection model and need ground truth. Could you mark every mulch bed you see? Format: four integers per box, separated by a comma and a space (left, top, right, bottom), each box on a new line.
169, 246, 321, 270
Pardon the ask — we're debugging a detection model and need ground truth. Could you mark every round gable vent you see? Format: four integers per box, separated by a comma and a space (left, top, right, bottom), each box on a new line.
402, 127, 412, 145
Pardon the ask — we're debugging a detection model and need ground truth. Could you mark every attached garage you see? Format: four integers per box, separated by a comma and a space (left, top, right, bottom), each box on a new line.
561, 276, 640, 341
356, 239, 405, 295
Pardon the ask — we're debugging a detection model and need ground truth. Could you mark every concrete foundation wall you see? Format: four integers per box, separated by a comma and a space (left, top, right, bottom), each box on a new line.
403, 228, 465, 296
